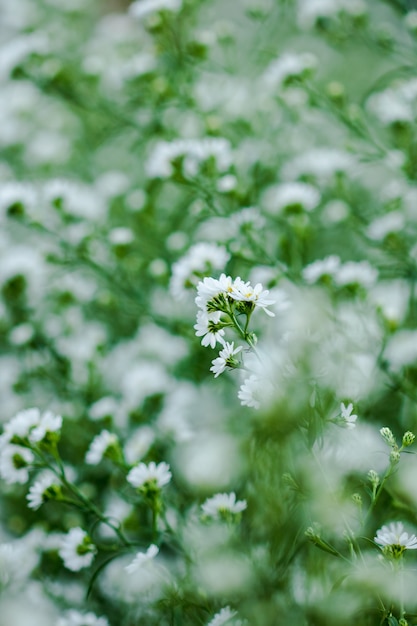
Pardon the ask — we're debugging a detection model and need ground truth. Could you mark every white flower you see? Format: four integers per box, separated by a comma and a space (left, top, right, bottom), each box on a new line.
145, 138, 233, 179
366, 211, 405, 241
210, 342, 242, 378
340, 402, 357, 428
334, 261, 378, 289
195, 273, 234, 311
170, 243, 230, 300
374, 522, 417, 550
127, 461, 172, 489
129, 0, 182, 20
124, 426, 155, 465
26, 471, 59, 510
238, 375, 261, 409
59, 527, 97, 572
207, 606, 239, 626
85, 430, 119, 465
125, 544, 159, 574
57, 610, 109, 626
29, 410, 62, 443
0, 444, 34, 484
230, 280, 275, 316
194, 310, 226, 349
262, 52, 317, 88
0, 408, 40, 446
302, 255, 341, 284
202, 492, 247, 519
262, 181, 320, 214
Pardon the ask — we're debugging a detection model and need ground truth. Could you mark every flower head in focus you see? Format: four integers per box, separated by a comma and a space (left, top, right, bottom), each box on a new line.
374, 522, 417, 558
210, 342, 242, 378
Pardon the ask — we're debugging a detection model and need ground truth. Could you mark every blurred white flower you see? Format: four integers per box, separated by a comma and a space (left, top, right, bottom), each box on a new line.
26, 471, 59, 510
207, 606, 240, 626
125, 544, 159, 574
340, 402, 357, 428
171, 242, 230, 299
302, 256, 341, 284
146, 138, 233, 179
0, 444, 34, 484
129, 0, 182, 20
29, 411, 62, 443
202, 492, 247, 519
57, 609, 109, 626
59, 528, 96, 572
262, 181, 320, 214
238, 375, 261, 409
85, 430, 119, 465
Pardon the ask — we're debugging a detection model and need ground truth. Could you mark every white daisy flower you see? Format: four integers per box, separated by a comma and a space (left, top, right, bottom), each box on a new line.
57, 609, 109, 626
85, 430, 119, 465
0, 408, 40, 446
194, 310, 226, 349
0, 444, 34, 484
202, 492, 247, 519
26, 471, 59, 510
238, 375, 261, 409
230, 279, 275, 317
340, 402, 357, 428
302, 255, 341, 284
29, 411, 62, 443
374, 522, 417, 555
207, 606, 240, 626
59, 527, 96, 572
127, 461, 172, 489
125, 544, 159, 574
195, 273, 234, 311
210, 342, 242, 378
170, 243, 230, 300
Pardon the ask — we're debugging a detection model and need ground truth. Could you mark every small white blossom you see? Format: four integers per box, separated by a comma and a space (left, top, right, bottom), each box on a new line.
26, 471, 59, 510
207, 606, 239, 626
194, 310, 225, 349
0, 408, 41, 446
374, 522, 417, 550
85, 430, 119, 465
29, 411, 62, 443
340, 402, 357, 428
238, 375, 261, 409
59, 527, 97, 572
302, 255, 341, 284
127, 461, 172, 489
334, 261, 378, 289
146, 138, 233, 179
202, 492, 247, 519
57, 610, 109, 626
129, 0, 182, 20
210, 342, 242, 378
171, 243, 230, 300
230, 279, 275, 316
262, 181, 320, 214
0, 444, 34, 484
195, 273, 234, 311
125, 544, 159, 574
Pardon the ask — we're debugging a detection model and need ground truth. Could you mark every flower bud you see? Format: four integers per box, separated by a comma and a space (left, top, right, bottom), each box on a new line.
390, 448, 401, 464
402, 431, 415, 448
368, 469, 379, 487
380, 427, 396, 447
